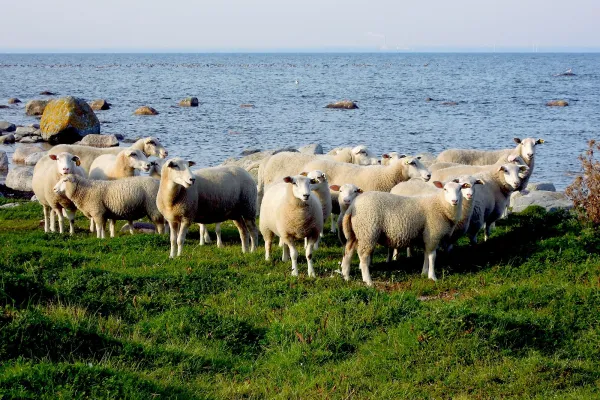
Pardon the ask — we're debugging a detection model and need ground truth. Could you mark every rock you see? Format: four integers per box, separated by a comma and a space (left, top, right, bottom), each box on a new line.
0, 121, 16, 132
40, 96, 100, 144
527, 182, 556, 192
121, 222, 157, 234
179, 97, 199, 107
15, 126, 39, 137
29, 123, 40, 129
79, 134, 119, 148
31, 195, 37, 201
0, 151, 8, 172
0, 134, 15, 144
5, 166, 34, 191
114, 133, 124, 141
12, 145, 45, 164
425, 97, 434, 102
547, 100, 568, 107
240, 104, 255, 108
299, 143, 324, 155
134, 106, 158, 115
510, 191, 572, 213
40, 91, 56, 96
89, 99, 111, 111
0, 105, 9, 109
325, 100, 359, 109
7, 98, 21, 104
441, 101, 458, 106
18, 136, 43, 144
24, 151, 47, 166
25, 100, 49, 116
240, 148, 262, 156
0, 202, 20, 208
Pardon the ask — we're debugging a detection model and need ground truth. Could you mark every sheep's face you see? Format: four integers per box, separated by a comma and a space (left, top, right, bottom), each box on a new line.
338, 184, 363, 206
352, 145, 379, 165
303, 170, 328, 188
514, 137, 544, 163
400, 157, 432, 181
284, 175, 313, 202
434, 181, 464, 207
498, 164, 529, 190
164, 158, 196, 188
53, 175, 74, 195
455, 175, 484, 200
144, 137, 168, 158
126, 149, 151, 173
50, 152, 80, 175
381, 152, 406, 166
149, 158, 166, 178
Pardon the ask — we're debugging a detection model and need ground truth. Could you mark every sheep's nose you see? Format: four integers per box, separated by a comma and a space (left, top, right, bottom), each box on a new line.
189, 178, 196, 184
451, 199, 458, 205
466, 194, 473, 199
425, 174, 431, 181
62, 168, 70, 173
527, 153, 533, 158
163, 151, 168, 157
302, 194, 310, 200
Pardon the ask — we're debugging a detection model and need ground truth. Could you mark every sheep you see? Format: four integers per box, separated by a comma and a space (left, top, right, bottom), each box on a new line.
156, 158, 258, 258
303, 170, 332, 236
431, 163, 528, 243
49, 137, 168, 173
259, 174, 323, 277
53, 175, 166, 238
329, 183, 363, 244
341, 180, 467, 285
32, 152, 86, 234
148, 158, 166, 179
436, 138, 544, 190
327, 145, 380, 165
381, 152, 406, 166
89, 149, 151, 180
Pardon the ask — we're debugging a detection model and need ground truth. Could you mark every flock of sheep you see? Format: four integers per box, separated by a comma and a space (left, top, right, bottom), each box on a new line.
32, 137, 544, 286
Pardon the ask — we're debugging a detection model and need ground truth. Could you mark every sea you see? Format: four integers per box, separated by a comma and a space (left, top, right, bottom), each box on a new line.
1, 53, 599, 189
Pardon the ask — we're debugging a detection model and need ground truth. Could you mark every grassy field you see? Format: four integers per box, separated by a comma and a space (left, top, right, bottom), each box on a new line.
0, 197, 599, 399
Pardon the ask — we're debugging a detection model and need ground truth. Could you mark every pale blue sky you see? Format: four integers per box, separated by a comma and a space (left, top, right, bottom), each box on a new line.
1, 0, 599, 52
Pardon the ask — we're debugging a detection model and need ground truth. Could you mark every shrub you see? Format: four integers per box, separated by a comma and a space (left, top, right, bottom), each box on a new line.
565, 140, 600, 226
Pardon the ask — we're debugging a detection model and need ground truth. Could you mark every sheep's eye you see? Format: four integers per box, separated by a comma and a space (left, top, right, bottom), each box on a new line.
410, 161, 416, 166
170, 164, 179, 170
148, 141, 155, 145
310, 179, 318, 184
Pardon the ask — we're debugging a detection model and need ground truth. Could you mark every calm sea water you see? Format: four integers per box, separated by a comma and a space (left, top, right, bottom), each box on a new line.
1, 53, 599, 189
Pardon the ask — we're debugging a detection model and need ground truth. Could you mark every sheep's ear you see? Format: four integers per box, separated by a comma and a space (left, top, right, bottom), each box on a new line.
49, 154, 58, 160
167, 161, 176, 168
519, 165, 529, 172
433, 181, 444, 189
536, 139, 545, 144
498, 165, 507, 172
462, 183, 471, 189
417, 156, 422, 160
507, 154, 517, 162
283, 176, 294, 183
452, 178, 460, 183
382, 154, 390, 159
398, 154, 407, 159
188, 161, 196, 167
513, 138, 522, 144
299, 171, 308, 176
474, 179, 484, 185
72, 156, 81, 166
357, 188, 364, 193
329, 184, 341, 191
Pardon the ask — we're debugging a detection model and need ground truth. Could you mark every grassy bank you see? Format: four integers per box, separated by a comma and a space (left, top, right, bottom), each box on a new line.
1, 197, 599, 399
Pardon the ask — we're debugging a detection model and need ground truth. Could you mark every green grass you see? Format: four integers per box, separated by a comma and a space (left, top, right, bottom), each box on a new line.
0, 201, 599, 399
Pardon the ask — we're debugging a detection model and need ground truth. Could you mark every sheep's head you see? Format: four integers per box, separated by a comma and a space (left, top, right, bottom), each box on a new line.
302, 170, 328, 188
53, 175, 76, 195
50, 152, 80, 175
144, 137, 168, 158
149, 158, 166, 178
124, 149, 151, 173
513, 137, 544, 163
498, 163, 529, 191
433, 180, 465, 207
381, 152, 406, 166
283, 175, 313, 202
397, 156, 431, 181
454, 175, 484, 200
331, 183, 363, 206
163, 158, 196, 188
352, 145, 379, 165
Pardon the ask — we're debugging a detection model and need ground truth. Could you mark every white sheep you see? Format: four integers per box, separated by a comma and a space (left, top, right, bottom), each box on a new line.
53, 175, 166, 238
89, 149, 151, 180
303, 170, 332, 238
49, 137, 168, 173
156, 158, 258, 258
329, 183, 363, 244
259, 175, 323, 277
380, 152, 405, 166
327, 145, 380, 165
341, 180, 467, 285
32, 152, 86, 234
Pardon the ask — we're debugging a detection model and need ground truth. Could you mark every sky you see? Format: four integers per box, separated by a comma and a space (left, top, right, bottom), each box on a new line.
1, 0, 599, 52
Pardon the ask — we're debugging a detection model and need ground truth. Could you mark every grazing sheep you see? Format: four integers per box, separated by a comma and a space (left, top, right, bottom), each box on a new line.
49, 137, 168, 173
341, 180, 467, 285
259, 175, 324, 277
89, 149, 151, 180
329, 183, 363, 244
53, 175, 166, 238
156, 158, 258, 258
32, 152, 86, 234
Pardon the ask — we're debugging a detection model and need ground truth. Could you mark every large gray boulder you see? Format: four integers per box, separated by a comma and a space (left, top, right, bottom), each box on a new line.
0, 151, 8, 172
5, 166, 34, 191
0, 121, 16, 132
24, 151, 48, 166
299, 143, 324, 155
18, 136, 44, 144
526, 182, 556, 192
12, 145, 45, 164
40, 96, 101, 144
79, 134, 119, 148
510, 190, 572, 213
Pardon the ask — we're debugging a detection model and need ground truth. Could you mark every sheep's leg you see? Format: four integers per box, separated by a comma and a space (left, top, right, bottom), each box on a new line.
287, 242, 299, 277
53, 207, 65, 234
89, 218, 95, 233
65, 209, 76, 235
176, 221, 189, 257
341, 242, 356, 281
263, 230, 273, 261
305, 239, 316, 278
155, 219, 165, 234
386, 248, 394, 263
94, 216, 105, 239
406, 248, 412, 258
358, 251, 373, 287
330, 213, 337, 233
278, 237, 283, 247
199, 224, 206, 245
426, 249, 437, 281
233, 219, 249, 253
282, 241, 290, 262
49, 209, 56, 232
168, 221, 179, 258
128, 220, 135, 235
244, 218, 258, 252
42, 205, 50, 233
313, 236, 320, 251
484, 223, 491, 242
215, 223, 223, 248
109, 219, 116, 238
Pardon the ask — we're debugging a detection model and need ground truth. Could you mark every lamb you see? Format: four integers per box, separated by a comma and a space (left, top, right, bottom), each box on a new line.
89, 149, 151, 180
259, 174, 323, 277
341, 180, 467, 285
32, 152, 86, 234
156, 158, 258, 258
53, 175, 166, 238
329, 183, 363, 244
49, 137, 169, 173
